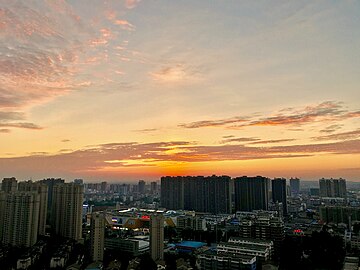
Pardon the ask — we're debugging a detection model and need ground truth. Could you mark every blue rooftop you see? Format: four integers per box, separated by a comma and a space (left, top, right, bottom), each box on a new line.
176, 241, 206, 249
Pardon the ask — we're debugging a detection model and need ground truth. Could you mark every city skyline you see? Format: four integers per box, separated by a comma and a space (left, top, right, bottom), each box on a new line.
1, 0, 359, 181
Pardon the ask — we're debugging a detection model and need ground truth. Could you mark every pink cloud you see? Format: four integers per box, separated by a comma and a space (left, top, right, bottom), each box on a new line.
181, 101, 360, 129
114, 19, 135, 31
125, 0, 141, 9
0, 1, 111, 132
0, 139, 359, 178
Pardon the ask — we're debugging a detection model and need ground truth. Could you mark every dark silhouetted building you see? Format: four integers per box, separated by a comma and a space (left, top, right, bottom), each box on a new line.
272, 178, 287, 216
161, 175, 231, 214
138, 180, 145, 194
161, 176, 184, 210
319, 178, 347, 198
101, 181, 108, 193
51, 183, 84, 241
18, 181, 48, 236
1, 177, 17, 193
150, 181, 157, 194
234, 176, 269, 212
289, 178, 300, 197
0, 191, 40, 247
39, 178, 65, 223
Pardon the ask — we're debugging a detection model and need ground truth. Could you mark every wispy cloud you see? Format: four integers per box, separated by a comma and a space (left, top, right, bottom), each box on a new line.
180, 101, 360, 129
125, 0, 142, 9
114, 19, 135, 31
0, 1, 97, 132
132, 128, 158, 133
248, 139, 296, 145
221, 137, 260, 143
244, 101, 348, 127
180, 117, 247, 129
0, 111, 42, 131
313, 129, 360, 141
150, 64, 202, 83
320, 124, 344, 133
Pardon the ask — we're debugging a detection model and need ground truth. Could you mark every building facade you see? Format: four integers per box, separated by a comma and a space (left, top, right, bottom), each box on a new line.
319, 178, 347, 198
234, 176, 269, 212
289, 178, 300, 197
150, 214, 164, 262
18, 181, 48, 236
0, 191, 40, 247
161, 175, 231, 214
272, 178, 287, 216
51, 183, 84, 241
1, 177, 17, 193
90, 213, 105, 262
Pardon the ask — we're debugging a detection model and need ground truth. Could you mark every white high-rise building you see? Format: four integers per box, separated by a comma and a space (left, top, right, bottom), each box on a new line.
150, 214, 164, 262
90, 213, 105, 262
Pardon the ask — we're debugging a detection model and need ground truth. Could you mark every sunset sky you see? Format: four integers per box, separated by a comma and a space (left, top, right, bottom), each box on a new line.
0, 0, 359, 182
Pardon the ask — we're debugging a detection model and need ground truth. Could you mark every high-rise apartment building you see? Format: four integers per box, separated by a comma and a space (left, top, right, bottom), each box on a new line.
1, 177, 17, 193
39, 178, 65, 223
272, 178, 287, 216
319, 178, 347, 198
161, 176, 231, 214
289, 178, 300, 197
101, 181, 108, 193
150, 214, 164, 262
0, 191, 40, 247
234, 176, 269, 212
138, 180, 145, 194
18, 181, 48, 236
90, 213, 105, 262
161, 176, 184, 210
150, 181, 157, 194
51, 183, 84, 241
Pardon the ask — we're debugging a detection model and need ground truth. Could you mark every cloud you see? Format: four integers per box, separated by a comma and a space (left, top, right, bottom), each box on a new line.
125, 0, 141, 9
0, 111, 42, 131
0, 139, 359, 177
150, 64, 202, 83
114, 19, 135, 31
248, 139, 296, 145
132, 128, 158, 133
320, 124, 343, 133
180, 117, 247, 129
222, 135, 235, 139
313, 129, 360, 141
244, 101, 349, 127
0, 122, 42, 130
180, 101, 360, 129
0, 1, 96, 131
0, 129, 10, 134
0, 112, 24, 122
221, 137, 260, 143
0, 1, 87, 109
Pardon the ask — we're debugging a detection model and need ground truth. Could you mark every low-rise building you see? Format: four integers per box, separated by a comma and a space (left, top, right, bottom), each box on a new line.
177, 215, 207, 231
217, 239, 272, 262
105, 238, 149, 256
199, 250, 256, 270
